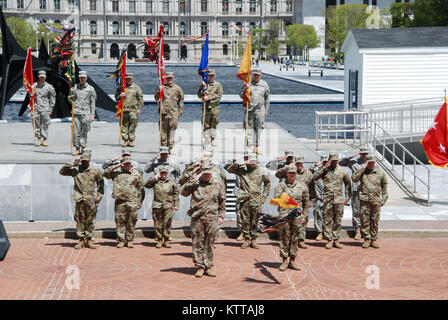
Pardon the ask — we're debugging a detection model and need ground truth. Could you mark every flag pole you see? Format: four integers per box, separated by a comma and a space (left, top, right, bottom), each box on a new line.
202, 96, 206, 145
119, 111, 123, 144
71, 98, 74, 153
159, 100, 162, 146
32, 99, 36, 144
245, 99, 249, 148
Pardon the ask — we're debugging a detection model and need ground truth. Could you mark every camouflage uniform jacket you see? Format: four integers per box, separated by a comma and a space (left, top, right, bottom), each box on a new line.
103, 167, 144, 204
59, 164, 104, 205
144, 177, 179, 209
115, 83, 144, 113
352, 167, 388, 206
155, 83, 184, 117
274, 180, 309, 218
239, 79, 270, 113
33, 82, 56, 112
312, 166, 352, 204
275, 167, 313, 187
339, 156, 366, 191
197, 80, 223, 109
143, 158, 181, 182
225, 163, 271, 206
181, 177, 226, 219
73, 83, 97, 117
310, 164, 324, 201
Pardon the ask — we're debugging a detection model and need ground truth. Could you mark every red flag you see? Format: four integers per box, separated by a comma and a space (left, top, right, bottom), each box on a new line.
158, 26, 165, 101
116, 52, 127, 119
23, 48, 35, 113
421, 98, 448, 168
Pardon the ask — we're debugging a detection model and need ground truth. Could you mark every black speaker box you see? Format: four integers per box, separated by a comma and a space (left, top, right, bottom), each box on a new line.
0, 220, 10, 261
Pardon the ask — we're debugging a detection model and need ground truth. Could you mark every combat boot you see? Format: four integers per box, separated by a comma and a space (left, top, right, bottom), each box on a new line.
163, 241, 172, 248
250, 239, 259, 249
195, 268, 205, 278
122, 140, 128, 147
129, 141, 135, 147
35, 138, 42, 146
127, 241, 134, 248
279, 258, 289, 271
156, 239, 163, 248
205, 268, 216, 277
333, 240, 343, 249
116, 241, 126, 248
211, 138, 217, 147
255, 146, 262, 155
241, 238, 251, 249
362, 239, 371, 249
315, 232, 323, 241
74, 239, 85, 250
236, 232, 244, 241
85, 239, 96, 249
288, 257, 301, 271
371, 240, 380, 249
298, 240, 308, 249
72, 148, 80, 156
354, 227, 361, 240
42, 139, 48, 146
325, 240, 333, 249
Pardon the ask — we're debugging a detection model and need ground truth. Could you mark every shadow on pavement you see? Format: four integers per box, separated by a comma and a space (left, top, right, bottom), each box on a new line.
161, 252, 192, 258
243, 259, 281, 285
160, 266, 197, 275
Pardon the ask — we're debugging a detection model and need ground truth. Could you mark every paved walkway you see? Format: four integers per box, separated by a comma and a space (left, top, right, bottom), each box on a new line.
1, 238, 447, 300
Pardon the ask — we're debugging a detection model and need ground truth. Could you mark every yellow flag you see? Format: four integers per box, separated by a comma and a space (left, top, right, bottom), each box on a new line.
236, 33, 252, 107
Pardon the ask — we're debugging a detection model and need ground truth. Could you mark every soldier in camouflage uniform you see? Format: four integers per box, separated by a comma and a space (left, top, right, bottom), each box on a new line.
352, 155, 388, 249
102, 148, 143, 176
33, 70, 56, 147
274, 165, 310, 271
197, 69, 223, 146
239, 68, 270, 155
144, 165, 179, 249
70, 71, 97, 156
181, 164, 226, 278
266, 150, 295, 171
312, 153, 351, 249
144, 146, 181, 183
310, 155, 329, 241
59, 153, 104, 249
276, 156, 313, 248
115, 73, 144, 147
104, 156, 144, 248
339, 147, 369, 240
155, 72, 184, 154
225, 153, 271, 249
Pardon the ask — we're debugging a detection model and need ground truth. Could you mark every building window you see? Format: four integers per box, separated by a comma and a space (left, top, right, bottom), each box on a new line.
200, 22, 207, 36
129, 21, 136, 35
270, 0, 277, 13
223, 44, 228, 56
201, 0, 207, 12
162, 0, 169, 13
129, 1, 135, 13
372, 0, 377, 6
222, 0, 229, 13
90, 21, 97, 35
222, 22, 229, 37
0, 0, 7, 8
286, 0, 292, 12
53, 0, 61, 10
163, 22, 169, 35
54, 19, 61, 24
146, 22, 153, 35
249, 0, 256, 13
236, 0, 242, 14
112, 21, 119, 35
340, 0, 345, 4
180, 22, 186, 35
236, 22, 242, 35
39, 0, 46, 10
17, 0, 24, 9
363, 0, 368, 5
179, 0, 185, 13
146, 0, 152, 13
91, 43, 97, 55
112, 0, 118, 13
249, 22, 256, 30
89, 0, 96, 11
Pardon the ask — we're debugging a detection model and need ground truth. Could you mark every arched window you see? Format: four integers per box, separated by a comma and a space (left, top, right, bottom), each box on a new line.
112, 21, 120, 35
91, 43, 97, 54
223, 44, 228, 56
249, 22, 256, 30
90, 21, 97, 35
200, 22, 208, 36
146, 22, 153, 36
180, 22, 186, 35
236, 22, 242, 35
129, 21, 136, 35
163, 22, 169, 35
222, 22, 229, 37
54, 19, 61, 24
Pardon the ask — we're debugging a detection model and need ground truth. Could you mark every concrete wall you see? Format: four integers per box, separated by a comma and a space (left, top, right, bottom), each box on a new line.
343, 35, 363, 110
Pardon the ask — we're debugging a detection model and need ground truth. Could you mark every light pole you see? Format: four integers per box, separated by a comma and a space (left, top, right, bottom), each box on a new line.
35, 31, 39, 53
236, 33, 239, 59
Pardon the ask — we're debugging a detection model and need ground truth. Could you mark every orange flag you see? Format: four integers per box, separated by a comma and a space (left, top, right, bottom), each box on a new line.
270, 193, 299, 208
23, 48, 35, 113
236, 32, 252, 108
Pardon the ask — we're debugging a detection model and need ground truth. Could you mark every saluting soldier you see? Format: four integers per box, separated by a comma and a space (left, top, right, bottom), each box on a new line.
102, 148, 143, 176
197, 69, 223, 146
144, 146, 181, 183
181, 163, 226, 278
33, 70, 56, 147
339, 147, 370, 240
70, 71, 97, 156
312, 153, 351, 249
59, 152, 104, 249
352, 155, 388, 249
115, 73, 144, 147
266, 150, 295, 172
310, 155, 329, 241
104, 156, 144, 248
155, 72, 184, 154
144, 165, 179, 249
274, 165, 309, 271
239, 68, 270, 155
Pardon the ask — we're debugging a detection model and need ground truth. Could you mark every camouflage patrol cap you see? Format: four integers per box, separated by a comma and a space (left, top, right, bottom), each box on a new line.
295, 156, 305, 163
79, 71, 88, 77
125, 73, 134, 79
285, 151, 294, 158
359, 147, 369, 154
122, 148, 132, 155
200, 159, 212, 167
366, 155, 376, 162
201, 164, 213, 174
285, 165, 297, 173
159, 165, 169, 173
208, 69, 216, 75
165, 72, 174, 78
38, 70, 46, 77
122, 156, 132, 164
80, 154, 90, 161
160, 146, 169, 154
248, 153, 257, 164
253, 68, 262, 75
321, 154, 328, 162
329, 153, 339, 161
82, 148, 92, 156
243, 149, 250, 157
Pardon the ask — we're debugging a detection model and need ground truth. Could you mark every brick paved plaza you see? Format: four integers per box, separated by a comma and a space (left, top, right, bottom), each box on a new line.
0, 238, 447, 300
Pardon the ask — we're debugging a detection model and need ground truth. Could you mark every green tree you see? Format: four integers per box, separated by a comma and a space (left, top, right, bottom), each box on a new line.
0, 17, 37, 50
390, 2, 415, 28
251, 19, 283, 59
286, 24, 320, 59
412, 0, 448, 27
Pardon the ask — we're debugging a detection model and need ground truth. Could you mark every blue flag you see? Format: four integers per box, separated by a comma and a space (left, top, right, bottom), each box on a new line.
197, 33, 209, 94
